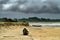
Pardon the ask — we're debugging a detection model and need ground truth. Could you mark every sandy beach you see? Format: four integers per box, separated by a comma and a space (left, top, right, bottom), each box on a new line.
0, 25, 60, 40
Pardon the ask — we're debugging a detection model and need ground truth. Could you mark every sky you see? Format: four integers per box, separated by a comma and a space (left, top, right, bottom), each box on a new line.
0, 0, 60, 19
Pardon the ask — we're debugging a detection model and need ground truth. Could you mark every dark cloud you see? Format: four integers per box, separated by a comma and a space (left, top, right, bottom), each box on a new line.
0, 0, 9, 4
0, 0, 60, 19
0, 0, 60, 13
0, 11, 60, 19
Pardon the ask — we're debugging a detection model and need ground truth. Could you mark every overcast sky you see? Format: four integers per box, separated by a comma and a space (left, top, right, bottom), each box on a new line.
0, 0, 60, 19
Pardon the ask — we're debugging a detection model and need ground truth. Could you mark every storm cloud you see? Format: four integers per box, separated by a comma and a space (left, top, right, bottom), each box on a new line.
1, 0, 60, 13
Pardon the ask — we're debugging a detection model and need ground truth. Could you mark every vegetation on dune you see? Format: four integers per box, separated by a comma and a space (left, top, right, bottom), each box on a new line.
0, 22, 29, 26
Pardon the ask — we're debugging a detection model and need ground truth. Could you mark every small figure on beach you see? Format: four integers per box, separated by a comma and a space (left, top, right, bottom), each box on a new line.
23, 28, 29, 35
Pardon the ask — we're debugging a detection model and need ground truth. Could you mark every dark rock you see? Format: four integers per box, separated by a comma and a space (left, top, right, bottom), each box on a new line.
23, 28, 29, 35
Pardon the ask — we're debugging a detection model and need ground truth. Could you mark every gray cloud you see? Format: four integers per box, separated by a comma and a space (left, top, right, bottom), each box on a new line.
0, 4, 2, 11
1, 0, 60, 13
0, 0, 9, 4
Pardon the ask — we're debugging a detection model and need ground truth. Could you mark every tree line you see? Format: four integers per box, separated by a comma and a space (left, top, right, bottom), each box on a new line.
0, 17, 60, 22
